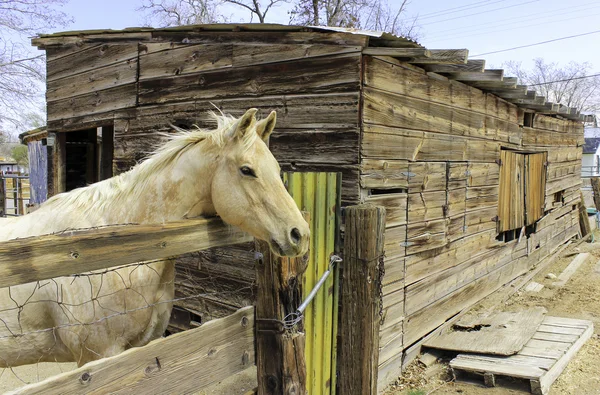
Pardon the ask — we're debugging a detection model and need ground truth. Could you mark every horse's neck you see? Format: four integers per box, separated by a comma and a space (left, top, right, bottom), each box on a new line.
115, 145, 217, 224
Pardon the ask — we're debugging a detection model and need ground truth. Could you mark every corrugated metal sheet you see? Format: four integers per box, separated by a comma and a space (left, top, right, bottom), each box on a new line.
284, 172, 341, 395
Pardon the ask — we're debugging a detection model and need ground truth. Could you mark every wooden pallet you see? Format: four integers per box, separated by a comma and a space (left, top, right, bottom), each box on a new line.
450, 316, 594, 395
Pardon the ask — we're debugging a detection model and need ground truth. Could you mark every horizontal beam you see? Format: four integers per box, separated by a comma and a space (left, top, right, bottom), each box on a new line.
0, 217, 252, 288
410, 49, 469, 64
423, 59, 485, 73
446, 69, 504, 82
363, 47, 431, 57
12, 306, 255, 395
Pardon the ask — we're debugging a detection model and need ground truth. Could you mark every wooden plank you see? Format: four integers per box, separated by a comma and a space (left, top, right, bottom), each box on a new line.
338, 205, 386, 395
451, 354, 550, 379
537, 324, 585, 336
522, 127, 581, 147
362, 86, 516, 143
233, 44, 361, 67
47, 59, 138, 102
409, 49, 469, 64
255, 238, 307, 394
424, 308, 547, 355
46, 43, 138, 82
138, 53, 361, 105
361, 124, 501, 163
406, 218, 447, 255
408, 191, 446, 222
0, 218, 251, 288
11, 306, 255, 394
424, 60, 486, 73
364, 193, 407, 227
360, 159, 409, 189
552, 253, 590, 287
362, 48, 431, 57
532, 332, 580, 343
139, 43, 233, 80
404, 251, 533, 346
408, 162, 446, 192
47, 83, 137, 121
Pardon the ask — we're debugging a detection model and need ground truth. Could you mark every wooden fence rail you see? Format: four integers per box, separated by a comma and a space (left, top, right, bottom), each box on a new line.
0, 217, 251, 288
8, 306, 255, 395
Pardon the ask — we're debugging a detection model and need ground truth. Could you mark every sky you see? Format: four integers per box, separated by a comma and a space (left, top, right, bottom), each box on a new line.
49, 0, 600, 71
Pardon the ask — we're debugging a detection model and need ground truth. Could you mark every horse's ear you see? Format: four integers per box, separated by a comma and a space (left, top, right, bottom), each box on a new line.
255, 111, 277, 142
234, 108, 258, 139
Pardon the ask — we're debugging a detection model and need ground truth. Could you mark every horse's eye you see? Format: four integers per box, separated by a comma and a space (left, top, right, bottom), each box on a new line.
240, 166, 256, 177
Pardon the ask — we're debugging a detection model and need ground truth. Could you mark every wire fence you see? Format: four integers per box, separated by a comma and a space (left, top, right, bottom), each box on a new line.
0, 246, 256, 390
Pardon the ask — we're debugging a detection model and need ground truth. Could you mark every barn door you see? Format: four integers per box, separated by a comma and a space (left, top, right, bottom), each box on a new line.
284, 172, 342, 395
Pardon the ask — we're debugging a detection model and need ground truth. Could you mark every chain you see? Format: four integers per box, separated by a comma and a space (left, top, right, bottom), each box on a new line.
377, 255, 385, 326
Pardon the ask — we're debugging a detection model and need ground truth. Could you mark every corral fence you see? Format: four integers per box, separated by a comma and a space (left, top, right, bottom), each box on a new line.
0, 171, 387, 394
0, 174, 30, 217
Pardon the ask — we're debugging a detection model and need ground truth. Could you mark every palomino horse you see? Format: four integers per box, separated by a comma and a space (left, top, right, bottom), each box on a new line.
0, 108, 309, 367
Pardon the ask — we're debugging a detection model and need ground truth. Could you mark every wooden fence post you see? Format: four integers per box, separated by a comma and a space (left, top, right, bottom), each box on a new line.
255, 214, 309, 395
338, 205, 386, 395
590, 177, 600, 211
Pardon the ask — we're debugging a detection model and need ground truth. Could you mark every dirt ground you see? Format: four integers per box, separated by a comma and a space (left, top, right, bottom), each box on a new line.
386, 231, 600, 395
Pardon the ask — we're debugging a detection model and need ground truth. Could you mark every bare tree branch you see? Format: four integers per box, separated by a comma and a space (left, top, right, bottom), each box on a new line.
504, 58, 600, 114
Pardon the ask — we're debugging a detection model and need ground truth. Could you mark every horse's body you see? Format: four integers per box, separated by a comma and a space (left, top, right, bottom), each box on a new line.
0, 109, 309, 367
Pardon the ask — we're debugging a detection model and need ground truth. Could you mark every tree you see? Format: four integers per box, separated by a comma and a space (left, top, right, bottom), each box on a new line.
504, 58, 600, 114
139, 0, 288, 25
0, 0, 71, 128
289, 0, 418, 37
11, 145, 28, 167
138, 0, 419, 38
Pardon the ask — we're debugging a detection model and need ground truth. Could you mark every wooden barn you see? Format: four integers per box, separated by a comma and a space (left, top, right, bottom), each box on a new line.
32, 24, 586, 392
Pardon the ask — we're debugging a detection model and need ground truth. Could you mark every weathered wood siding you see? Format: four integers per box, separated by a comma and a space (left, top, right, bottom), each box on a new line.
360, 56, 583, 388
43, 32, 364, 322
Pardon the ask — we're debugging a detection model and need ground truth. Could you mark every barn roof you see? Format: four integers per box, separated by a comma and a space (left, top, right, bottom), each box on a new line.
32, 23, 590, 122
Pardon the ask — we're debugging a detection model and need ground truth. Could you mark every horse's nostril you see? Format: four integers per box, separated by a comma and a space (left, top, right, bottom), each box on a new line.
290, 227, 301, 245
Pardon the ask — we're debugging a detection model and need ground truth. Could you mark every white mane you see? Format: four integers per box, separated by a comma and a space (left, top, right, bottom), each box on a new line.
40, 112, 258, 217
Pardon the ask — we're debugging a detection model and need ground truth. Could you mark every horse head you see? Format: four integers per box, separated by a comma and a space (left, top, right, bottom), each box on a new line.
210, 108, 310, 257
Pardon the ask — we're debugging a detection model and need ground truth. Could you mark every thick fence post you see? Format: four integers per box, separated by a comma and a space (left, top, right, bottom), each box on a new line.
338, 205, 386, 395
255, 213, 309, 395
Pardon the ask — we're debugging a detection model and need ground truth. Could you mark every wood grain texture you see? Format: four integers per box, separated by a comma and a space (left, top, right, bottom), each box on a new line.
424, 308, 547, 355
255, 239, 307, 395
338, 205, 386, 395
10, 306, 255, 395
0, 218, 251, 288
138, 54, 361, 105
47, 59, 137, 102
46, 43, 138, 81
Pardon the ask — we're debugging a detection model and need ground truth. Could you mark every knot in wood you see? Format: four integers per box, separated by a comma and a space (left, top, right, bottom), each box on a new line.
79, 372, 92, 385
267, 375, 279, 391
241, 350, 250, 366
207, 348, 217, 357
241, 316, 249, 328
159, 241, 167, 248
70, 251, 80, 259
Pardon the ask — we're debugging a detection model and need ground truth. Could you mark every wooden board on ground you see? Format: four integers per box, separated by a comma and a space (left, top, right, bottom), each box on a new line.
552, 252, 590, 288
424, 308, 546, 355
450, 316, 594, 395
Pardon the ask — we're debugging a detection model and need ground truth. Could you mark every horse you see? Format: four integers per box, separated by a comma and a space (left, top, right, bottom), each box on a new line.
0, 108, 309, 368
